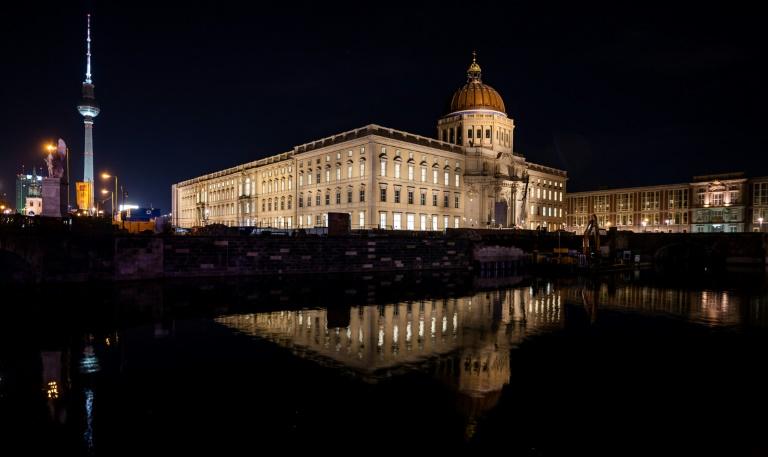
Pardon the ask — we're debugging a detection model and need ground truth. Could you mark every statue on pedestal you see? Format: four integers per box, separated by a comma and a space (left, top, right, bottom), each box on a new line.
42, 139, 69, 218
45, 139, 67, 179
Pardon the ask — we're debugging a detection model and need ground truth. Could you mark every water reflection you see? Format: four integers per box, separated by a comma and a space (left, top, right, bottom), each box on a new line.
562, 279, 760, 326
2, 272, 767, 455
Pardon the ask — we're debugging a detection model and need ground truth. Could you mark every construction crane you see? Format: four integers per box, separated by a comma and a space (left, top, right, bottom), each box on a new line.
517, 171, 530, 227
582, 213, 600, 257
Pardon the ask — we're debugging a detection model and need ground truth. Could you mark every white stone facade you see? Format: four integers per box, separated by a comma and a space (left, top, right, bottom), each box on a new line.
172, 58, 567, 231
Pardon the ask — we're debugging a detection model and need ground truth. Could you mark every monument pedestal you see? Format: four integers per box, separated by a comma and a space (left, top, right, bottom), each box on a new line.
42, 178, 68, 217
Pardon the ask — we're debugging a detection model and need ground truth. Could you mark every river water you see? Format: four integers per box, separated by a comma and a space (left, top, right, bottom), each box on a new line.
1, 270, 767, 456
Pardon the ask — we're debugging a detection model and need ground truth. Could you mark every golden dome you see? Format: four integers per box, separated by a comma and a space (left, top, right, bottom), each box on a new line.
447, 52, 506, 115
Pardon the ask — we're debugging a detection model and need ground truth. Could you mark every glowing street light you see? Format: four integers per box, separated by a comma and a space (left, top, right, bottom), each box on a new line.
101, 172, 118, 219
759, 217, 764, 232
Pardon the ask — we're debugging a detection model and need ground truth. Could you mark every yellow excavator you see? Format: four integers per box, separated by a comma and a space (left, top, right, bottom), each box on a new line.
582, 213, 601, 257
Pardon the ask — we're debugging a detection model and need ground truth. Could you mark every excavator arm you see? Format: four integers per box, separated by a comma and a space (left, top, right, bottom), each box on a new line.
582, 214, 600, 256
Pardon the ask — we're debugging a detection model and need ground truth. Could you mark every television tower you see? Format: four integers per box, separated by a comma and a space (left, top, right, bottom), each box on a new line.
77, 14, 100, 210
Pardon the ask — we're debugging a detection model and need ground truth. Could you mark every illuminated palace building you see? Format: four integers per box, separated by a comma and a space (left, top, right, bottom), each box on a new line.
172, 55, 567, 231
566, 173, 768, 233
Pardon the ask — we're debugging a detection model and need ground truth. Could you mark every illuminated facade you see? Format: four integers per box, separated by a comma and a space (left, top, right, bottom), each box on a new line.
172, 55, 567, 231
748, 176, 768, 232
566, 172, 766, 233
15, 168, 43, 214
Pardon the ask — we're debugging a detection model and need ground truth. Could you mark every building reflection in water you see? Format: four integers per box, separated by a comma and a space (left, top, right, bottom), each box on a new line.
41, 350, 70, 425
216, 283, 564, 436
562, 282, 756, 327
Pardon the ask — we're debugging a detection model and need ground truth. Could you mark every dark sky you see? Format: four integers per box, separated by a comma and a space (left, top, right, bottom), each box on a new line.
1, 1, 766, 212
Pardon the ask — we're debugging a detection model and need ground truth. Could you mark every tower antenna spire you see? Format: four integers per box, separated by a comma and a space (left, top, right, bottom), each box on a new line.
85, 13, 92, 84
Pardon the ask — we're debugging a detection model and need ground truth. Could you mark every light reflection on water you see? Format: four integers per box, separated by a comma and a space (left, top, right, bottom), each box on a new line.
5, 273, 768, 455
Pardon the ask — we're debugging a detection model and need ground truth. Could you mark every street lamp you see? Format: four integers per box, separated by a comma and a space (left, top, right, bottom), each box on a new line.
101, 172, 118, 219
101, 189, 113, 218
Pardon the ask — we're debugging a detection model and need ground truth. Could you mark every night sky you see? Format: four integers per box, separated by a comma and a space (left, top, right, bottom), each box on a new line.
1, 2, 765, 212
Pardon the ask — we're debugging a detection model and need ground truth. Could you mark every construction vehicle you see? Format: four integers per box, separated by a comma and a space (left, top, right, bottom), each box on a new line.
517, 171, 530, 227
582, 213, 601, 257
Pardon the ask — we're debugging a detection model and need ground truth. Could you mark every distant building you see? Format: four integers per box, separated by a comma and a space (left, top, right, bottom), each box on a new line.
15, 169, 43, 214
566, 172, 767, 233
172, 54, 567, 231
750, 176, 768, 232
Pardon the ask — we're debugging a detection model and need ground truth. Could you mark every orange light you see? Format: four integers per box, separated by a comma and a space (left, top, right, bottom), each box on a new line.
101, 189, 109, 194
101, 173, 111, 179
45, 143, 55, 153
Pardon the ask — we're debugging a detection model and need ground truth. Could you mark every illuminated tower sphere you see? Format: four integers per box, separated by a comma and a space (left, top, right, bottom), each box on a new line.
77, 14, 100, 210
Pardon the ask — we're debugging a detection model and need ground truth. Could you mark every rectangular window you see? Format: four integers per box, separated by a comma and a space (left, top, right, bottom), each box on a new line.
326, 194, 330, 205
444, 171, 449, 186
754, 182, 768, 205
316, 172, 320, 183
359, 211, 365, 228
485, 129, 491, 139
443, 195, 449, 207
454, 216, 460, 228
432, 215, 438, 231
476, 129, 481, 139
408, 165, 414, 181
360, 162, 365, 177
379, 212, 387, 229
594, 195, 609, 212
380, 160, 387, 177
299, 175, 304, 187
421, 167, 427, 182
408, 190, 414, 204
347, 190, 352, 203
420, 193, 426, 205
455, 173, 460, 187
380, 188, 387, 202
360, 189, 365, 202
712, 192, 723, 206
467, 129, 473, 138
316, 195, 321, 206
336, 168, 341, 181
420, 214, 427, 231
454, 195, 460, 208
406, 213, 415, 230
394, 189, 401, 203
395, 163, 401, 179
443, 216, 449, 229
433, 194, 438, 206
336, 193, 341, 204
299, 196, 303, 208
433, 169, 438, 184
393, 213, 402, 230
